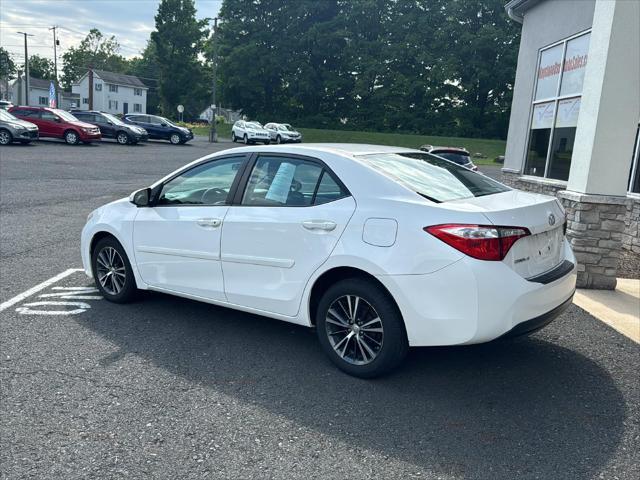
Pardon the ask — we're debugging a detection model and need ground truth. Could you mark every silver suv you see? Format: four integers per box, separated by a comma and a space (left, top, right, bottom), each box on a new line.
0, 109, 39, 145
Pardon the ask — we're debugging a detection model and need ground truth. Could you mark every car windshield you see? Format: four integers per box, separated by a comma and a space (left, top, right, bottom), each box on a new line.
247, 122, 262, 129
358, 152, 509, 202
432, 151, 471, 165
102, 113, 125, 125
278, 125, 294, 131
0, 109, 18, 121
55, 110, 79, 122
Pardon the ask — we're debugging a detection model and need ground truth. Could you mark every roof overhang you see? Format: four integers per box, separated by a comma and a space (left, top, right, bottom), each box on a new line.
505, 0, 544, 23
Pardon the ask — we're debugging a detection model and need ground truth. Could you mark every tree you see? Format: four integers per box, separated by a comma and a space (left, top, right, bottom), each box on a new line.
151, 0, 209, 118
0, 47, 16, 80
61, 29, 127, 89
28, 54, 55, 80
126, 41, 161, 114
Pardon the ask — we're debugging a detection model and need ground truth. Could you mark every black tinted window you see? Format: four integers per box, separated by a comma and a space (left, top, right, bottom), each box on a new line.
433, 152, 471, 165
359, 152, 509, 202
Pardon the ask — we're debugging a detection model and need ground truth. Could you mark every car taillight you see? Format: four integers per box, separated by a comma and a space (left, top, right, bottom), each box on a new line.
424, 224, 531, 261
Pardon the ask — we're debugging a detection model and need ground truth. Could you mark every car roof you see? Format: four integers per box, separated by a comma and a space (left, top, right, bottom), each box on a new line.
429, 146, 469, 153
286, 143, 421, 156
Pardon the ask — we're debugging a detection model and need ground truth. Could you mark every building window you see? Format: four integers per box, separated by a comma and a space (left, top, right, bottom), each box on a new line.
133, 103, 142, 112
82, 98, 89, 104
134, 88, 142, 96
525, 31, 591, 181
38, 96, 47, 105
95, 83, 102, 91
108, 84, 118, 93
109, 100, 118, 110
629, 123, 640, 194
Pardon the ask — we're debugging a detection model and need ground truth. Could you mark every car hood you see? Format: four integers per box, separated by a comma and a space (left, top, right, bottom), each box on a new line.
280, 130, 300, 135
3, 118, 38, 129
69, 120, 99, 129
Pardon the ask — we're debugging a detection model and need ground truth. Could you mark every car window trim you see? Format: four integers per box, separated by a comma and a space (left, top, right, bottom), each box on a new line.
232, 152, 351, 207
151, 154, 252, 208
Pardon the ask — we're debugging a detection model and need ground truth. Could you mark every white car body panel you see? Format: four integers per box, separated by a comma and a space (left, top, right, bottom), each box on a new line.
81, 143, 577, 348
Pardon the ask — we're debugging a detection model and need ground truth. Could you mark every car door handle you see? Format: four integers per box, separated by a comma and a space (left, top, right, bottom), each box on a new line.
196, 218, 222, 228
302, 220, 337, 231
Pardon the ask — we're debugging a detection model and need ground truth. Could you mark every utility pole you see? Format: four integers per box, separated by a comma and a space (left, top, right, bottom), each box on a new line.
17, 31, 34, 105
209, 17, 218, 143
49, 26, 59, 107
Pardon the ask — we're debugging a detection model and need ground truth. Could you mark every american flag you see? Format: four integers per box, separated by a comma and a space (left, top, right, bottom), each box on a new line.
48, 81, 56, 108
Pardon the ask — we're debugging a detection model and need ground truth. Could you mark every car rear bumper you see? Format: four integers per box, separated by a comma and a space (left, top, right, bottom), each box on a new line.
377, 239, 577, 347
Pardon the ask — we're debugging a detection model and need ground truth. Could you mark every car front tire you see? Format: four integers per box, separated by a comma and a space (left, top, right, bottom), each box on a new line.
276, 135, 282, 144
243, 134, 249, 144
169, 133, 182, 145
116, 131, 130, 145
64, 130, 79, 145
0, 129, 12, 145
231, 132, 236, 142
316, 278, 409, 378
91, 236, 137, 303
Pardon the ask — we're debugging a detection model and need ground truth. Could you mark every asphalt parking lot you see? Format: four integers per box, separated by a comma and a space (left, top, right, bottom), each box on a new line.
1, 137, 639, 479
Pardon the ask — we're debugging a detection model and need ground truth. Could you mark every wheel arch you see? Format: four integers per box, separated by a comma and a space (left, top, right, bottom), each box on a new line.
307, 266, 400, 327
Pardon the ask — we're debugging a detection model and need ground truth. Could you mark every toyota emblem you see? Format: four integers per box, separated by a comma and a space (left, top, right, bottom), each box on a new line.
548, 213, 556, 226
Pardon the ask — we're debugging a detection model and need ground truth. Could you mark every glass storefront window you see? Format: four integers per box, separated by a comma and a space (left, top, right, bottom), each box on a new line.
524, 32, 591, 181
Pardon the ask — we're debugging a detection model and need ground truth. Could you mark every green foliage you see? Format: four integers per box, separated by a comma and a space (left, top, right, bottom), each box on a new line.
27, 54, 55, 80
126, 41, 161, 114
0, 47, 16, 79
215, 0, 520, 139
61, 29, 127, 89
152, 0, 210, 118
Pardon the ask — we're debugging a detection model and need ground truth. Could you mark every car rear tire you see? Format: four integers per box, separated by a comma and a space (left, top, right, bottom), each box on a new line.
116, 131, 130, 145
0, 129, 13, 145
315, 278, 409, 378
64, 130, 79, 145
91, 236, 137, 303
169, 133, 182, 145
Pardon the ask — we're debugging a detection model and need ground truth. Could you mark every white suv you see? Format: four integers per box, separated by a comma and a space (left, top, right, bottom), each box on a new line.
231, 120, 271, 144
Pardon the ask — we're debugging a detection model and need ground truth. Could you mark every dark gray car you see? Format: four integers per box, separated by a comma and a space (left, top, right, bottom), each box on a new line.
0, 109, 39, 145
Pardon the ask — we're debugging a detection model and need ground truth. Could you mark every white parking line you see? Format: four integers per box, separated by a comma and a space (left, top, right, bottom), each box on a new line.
0, 268, 84, 312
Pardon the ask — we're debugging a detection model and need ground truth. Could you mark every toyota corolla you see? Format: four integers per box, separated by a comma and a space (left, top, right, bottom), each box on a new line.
81, 144, 577, 377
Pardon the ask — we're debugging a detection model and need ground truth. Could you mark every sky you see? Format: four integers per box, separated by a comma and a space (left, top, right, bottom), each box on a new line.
0, 0, 222, 69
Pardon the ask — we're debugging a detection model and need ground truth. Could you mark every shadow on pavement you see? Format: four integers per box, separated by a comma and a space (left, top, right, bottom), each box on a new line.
81, 292, 626, 479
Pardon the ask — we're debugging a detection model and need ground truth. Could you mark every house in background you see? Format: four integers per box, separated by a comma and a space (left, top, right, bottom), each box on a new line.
72, 69, 148, 115
8, 76, 80, 110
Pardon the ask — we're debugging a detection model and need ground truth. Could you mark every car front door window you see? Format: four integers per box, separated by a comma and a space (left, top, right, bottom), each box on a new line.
158, 157, 244, 206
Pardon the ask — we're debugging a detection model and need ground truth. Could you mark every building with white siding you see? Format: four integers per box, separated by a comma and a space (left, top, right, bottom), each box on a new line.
72, 69, 148, 115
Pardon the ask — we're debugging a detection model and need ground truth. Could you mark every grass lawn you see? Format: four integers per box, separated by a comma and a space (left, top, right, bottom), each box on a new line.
186, 124, 505, 165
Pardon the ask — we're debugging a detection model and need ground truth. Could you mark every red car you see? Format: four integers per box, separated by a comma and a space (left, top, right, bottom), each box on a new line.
8, 106, 101, 145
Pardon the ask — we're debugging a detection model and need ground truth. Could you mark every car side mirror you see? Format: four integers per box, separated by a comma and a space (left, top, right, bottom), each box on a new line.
129, 188, 151, 207
107, 121, 113, 125
54, 117, 61, 123
161, 123, 168, 127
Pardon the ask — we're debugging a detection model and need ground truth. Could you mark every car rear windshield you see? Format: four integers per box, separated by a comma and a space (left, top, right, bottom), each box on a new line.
432, 151, 470, 166
358, 152, 509, 202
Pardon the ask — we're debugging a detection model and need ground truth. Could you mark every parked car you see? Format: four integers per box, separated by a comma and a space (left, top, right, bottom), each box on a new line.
123, 114, 193, 145
8, 106, 101, 145
0, 108, 39, 145
70, 110, 148, 145
231, 120, 271, 144
264, 123, 302, 144
420, 145, 478, 171
0, 100, 14, 110
81, 144, 576, 378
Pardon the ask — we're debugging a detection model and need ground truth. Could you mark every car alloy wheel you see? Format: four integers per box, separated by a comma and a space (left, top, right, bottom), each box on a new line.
243, 134, 249, 144
276, 135, 282, 144
170, 133, 181, 145
65, 131, 78, 145
0, 129, 12, 145
95, 246, 127, 296
231, 133, 236, 142
117, 132, 130, 144
325, 295, 383, 365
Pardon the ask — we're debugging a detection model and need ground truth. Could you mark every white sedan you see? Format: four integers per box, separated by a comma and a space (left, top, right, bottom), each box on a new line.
81, 144, 577, 377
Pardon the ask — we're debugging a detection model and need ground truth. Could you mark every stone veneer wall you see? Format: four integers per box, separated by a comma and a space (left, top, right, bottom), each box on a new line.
501, 170, 639, 289
502, 171, 639, 254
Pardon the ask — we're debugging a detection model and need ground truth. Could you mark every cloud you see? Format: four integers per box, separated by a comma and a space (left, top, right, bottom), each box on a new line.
1, 0, 221, 64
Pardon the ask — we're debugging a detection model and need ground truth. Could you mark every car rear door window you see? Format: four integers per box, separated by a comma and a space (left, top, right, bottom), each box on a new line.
40, 111, 58, 122
359, 152, 509, 202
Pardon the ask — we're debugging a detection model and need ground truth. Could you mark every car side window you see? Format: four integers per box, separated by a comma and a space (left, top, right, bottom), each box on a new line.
241, 156, 327, 207
157, 157, 244, 206
41, 111, 58, 122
